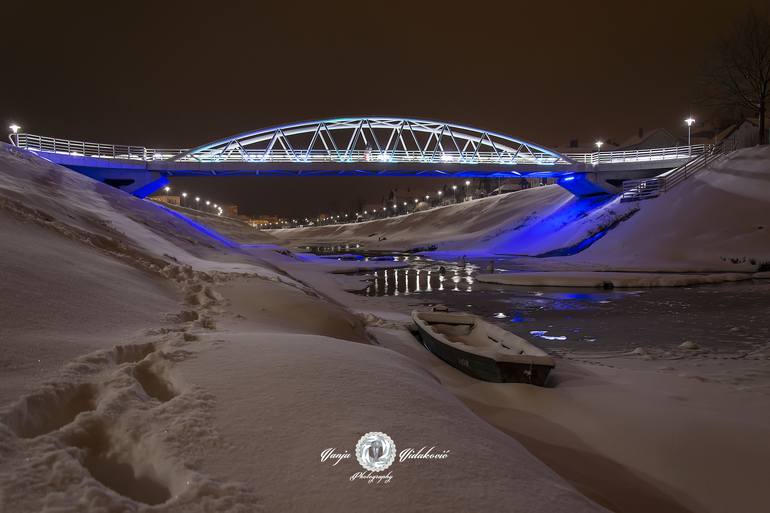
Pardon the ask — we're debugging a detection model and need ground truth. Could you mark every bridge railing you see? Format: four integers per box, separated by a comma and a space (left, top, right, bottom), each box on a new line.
14, 133, 187, 162
565, 144, 708, 166
13, 133, 568, 165
13, 132, 708, 168
620, 141, 733, 202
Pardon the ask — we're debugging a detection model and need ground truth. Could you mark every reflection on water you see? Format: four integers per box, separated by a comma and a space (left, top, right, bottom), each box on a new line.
300, 244, 362, 255
343, 249, 770, 351
360, 260, 478, 296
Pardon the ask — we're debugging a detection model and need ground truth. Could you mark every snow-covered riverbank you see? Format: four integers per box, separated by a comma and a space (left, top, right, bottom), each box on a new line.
2, 143, 769, 513
0, 146, 605, 511
272, 146, 770, 273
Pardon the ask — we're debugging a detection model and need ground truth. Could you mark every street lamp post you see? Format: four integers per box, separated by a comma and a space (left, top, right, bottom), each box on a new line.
594, 141, 604, 165
685, 117, 695, 156
8, 124, 21, 145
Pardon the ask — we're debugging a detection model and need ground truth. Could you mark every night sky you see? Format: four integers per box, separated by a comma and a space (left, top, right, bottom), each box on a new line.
2, 0, 765, 217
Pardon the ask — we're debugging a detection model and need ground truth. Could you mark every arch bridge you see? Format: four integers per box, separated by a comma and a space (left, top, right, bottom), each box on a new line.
11, 117, 705, 198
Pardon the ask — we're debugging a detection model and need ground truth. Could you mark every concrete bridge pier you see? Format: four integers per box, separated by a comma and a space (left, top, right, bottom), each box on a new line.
69, 166, 168, 197
557, 172, 619, 196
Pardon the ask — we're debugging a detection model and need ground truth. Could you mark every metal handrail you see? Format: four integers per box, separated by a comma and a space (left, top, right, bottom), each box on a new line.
620, 140, 734, 202
14, 133, 187, 162
13, 132, 710, 167
565, 144, 709, 165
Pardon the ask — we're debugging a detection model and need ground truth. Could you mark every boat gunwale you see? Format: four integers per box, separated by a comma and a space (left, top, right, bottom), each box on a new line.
412, 311, 555, 367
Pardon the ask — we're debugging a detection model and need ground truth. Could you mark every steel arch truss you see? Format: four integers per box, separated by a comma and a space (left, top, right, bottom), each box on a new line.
172, 117, 574, 168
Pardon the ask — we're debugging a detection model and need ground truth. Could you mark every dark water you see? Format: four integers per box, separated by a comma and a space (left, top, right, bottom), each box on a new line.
310, 248, 770, 353
422, 281, 770, 352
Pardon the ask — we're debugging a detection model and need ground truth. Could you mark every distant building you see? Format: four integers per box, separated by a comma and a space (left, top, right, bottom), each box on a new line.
615, 128, 678, 151
222, 203, 238, 218
716, 118, 770, 149
246, 215, 281, 228
555, 139, 619, 153
151, 195, 181, 206
687, 119, 726, 145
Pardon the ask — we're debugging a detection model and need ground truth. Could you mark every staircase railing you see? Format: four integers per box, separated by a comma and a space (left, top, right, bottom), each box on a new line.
620, 140, 735, 202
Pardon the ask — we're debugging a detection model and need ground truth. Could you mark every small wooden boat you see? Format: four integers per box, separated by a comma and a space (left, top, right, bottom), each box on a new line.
412, 310, 555, 386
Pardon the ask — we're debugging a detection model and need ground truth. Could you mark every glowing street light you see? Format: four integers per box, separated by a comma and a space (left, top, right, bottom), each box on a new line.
163, 186, 171, 193
181, 192, 188, 198
594, 141, 604, 165
205, 200, 211, 205
8, 123, 21, 145
464, 180, 470, 186
195, 196, 200, 202
685, 117, 696, 155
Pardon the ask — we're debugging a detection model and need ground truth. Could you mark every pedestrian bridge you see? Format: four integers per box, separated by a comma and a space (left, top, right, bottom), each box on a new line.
10, 117, 706, 197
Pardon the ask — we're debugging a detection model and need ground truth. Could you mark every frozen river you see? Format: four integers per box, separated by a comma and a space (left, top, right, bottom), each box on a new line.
307, 250, 770, 354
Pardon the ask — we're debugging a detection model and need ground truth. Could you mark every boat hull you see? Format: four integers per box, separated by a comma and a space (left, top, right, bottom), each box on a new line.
415, 324, 554, 386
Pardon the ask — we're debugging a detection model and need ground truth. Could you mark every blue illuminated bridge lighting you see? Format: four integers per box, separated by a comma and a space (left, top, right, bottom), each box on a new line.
9, 116, 706, 198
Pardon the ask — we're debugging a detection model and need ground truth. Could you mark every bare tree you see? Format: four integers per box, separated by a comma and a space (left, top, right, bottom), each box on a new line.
701, 8, 770, 145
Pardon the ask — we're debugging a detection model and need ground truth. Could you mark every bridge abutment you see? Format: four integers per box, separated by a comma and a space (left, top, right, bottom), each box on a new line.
69, 166, 168, 198
557, 172, 618, 197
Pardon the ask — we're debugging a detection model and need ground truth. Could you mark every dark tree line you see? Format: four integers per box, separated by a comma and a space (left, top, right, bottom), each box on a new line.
701, 8, 770, 145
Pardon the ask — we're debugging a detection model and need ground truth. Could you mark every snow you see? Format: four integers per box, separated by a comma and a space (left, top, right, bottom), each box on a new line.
0, 144, 605, 511
2, 142, 770, 513
371, 326, 770, 513
562, 147, 770, 271
272, 146, 770, 272
271, 184, 571, 254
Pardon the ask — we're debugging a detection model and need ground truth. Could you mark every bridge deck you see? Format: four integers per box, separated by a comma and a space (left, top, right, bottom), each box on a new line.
9, 129, 707, 197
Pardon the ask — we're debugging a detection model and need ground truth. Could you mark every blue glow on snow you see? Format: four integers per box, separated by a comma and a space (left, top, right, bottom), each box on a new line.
156, 205, 239, 248
492, 195, 615, 255
536, 228, 610, 257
